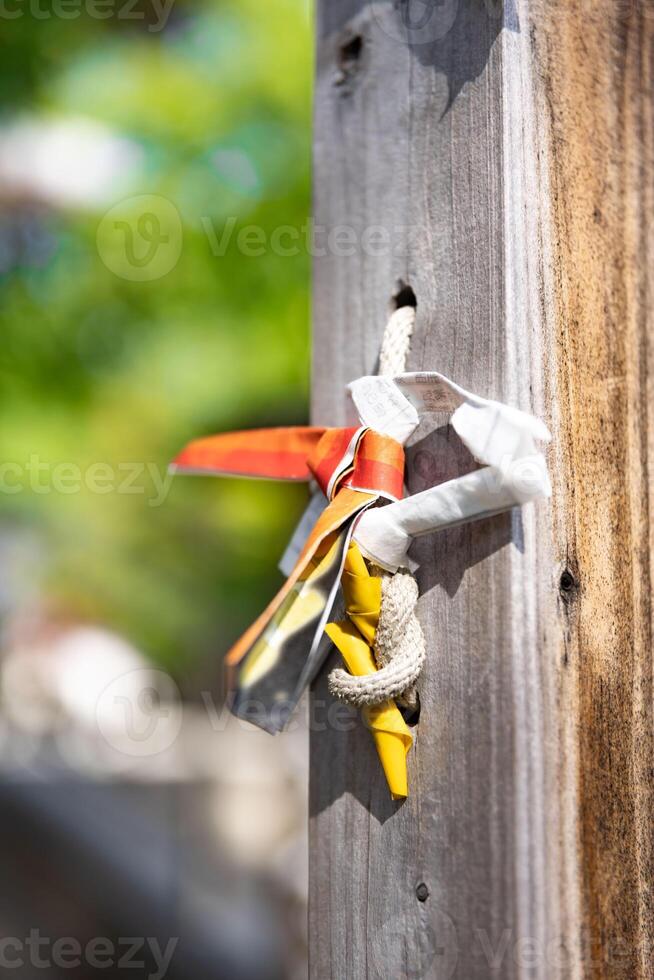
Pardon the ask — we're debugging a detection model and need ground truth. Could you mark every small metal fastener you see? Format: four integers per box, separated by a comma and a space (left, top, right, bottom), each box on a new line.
415, 882, 429, 902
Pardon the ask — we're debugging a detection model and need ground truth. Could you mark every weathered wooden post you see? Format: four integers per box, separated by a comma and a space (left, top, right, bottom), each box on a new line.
309, 2, 654, 977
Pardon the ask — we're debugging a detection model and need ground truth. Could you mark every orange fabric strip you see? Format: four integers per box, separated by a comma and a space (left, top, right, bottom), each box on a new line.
172, 427, 326, 481
342, 429, 405, 498
307, 427, 361, 497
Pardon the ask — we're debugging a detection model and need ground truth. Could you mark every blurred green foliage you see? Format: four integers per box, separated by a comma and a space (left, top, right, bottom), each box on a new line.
0, 0, 313, 678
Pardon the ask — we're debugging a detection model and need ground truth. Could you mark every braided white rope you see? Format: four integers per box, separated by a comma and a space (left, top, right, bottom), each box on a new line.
379, 305, 417, 376
328, 305, 427, 708
328, 565, 426, 707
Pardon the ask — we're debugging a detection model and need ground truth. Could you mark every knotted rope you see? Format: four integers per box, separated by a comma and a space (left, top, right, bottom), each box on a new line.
328, 306, 427, 708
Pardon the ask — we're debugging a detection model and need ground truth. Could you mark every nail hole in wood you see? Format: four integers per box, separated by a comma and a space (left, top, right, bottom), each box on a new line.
393, 281, 417, 310
341, 33, 363, 64
416, 882, 429, 902
400, 692, 421, 728
559, 568, 579, 603
336, 34, 364, 87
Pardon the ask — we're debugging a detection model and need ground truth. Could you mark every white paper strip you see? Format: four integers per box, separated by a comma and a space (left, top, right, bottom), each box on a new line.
351, 372, 551, 571
354, 456, 550, 571
347, 375, 420, 445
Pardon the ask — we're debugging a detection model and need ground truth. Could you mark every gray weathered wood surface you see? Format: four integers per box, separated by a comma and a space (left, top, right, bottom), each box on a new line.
309, 2, 654, 978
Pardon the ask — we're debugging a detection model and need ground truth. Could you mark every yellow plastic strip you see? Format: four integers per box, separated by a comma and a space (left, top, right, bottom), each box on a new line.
324, 541, 412, 799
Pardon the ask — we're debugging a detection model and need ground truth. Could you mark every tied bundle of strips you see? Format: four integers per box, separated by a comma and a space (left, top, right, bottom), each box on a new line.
171, 303, 552, 800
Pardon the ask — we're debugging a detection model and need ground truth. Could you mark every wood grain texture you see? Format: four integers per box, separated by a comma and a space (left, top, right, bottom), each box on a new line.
309, 3, 654, 978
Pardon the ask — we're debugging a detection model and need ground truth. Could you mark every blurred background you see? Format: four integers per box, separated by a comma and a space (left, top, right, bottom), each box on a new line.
0, 1, 312, 976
